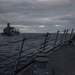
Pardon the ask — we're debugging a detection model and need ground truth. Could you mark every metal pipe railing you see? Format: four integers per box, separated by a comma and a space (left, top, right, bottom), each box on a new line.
42, 33, 50, 52
13, 37, 26, 75
0, 29, 74, 75
53, 30, 59, 48
64, 29, 69, 42
70, 29, 74, 40
60, 30, 66, 45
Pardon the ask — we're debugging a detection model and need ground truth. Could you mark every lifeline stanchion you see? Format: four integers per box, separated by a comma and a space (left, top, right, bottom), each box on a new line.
38, 33, 50, 53
60, 30, 66, 45
42, 33, 50, 52
63, 29, 69, 43
53, 30, 59, 48
70, 29, 74, 40
13, 37, 26, 75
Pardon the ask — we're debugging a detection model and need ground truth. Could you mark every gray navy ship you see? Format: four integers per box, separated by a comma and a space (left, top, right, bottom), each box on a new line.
1, 23, 20, 36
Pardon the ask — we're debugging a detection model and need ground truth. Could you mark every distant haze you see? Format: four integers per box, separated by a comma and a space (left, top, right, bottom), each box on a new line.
0, 0, 75, 33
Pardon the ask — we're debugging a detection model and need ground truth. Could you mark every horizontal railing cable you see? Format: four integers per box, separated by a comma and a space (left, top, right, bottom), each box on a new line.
0, 39, 24, 47
0, 64, 15, 75
0, 53, 19, 62
0, 34, 46, 48
0, 42, 41, 63
0, 59, 17, 69
0, 41, 43, 75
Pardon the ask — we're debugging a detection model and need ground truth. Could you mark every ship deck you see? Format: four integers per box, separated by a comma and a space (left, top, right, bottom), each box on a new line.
16, 43, 75, 75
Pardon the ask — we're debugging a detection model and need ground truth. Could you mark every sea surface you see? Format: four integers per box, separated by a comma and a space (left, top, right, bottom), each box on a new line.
0, 33, 70, 75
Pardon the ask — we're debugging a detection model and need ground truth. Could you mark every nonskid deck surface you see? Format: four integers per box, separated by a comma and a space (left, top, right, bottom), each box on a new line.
48, 44, 75, 75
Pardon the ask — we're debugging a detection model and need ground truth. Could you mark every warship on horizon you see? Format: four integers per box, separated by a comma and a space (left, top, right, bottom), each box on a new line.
1, 23, 20, 36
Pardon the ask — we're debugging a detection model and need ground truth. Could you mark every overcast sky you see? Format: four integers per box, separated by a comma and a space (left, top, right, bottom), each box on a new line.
0, 0, 75, 33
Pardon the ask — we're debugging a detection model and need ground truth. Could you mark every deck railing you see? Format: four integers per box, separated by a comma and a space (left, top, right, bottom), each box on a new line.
0, 29, 74, 75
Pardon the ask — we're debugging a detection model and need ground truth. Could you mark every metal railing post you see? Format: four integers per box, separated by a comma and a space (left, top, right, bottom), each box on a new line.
64, 29, 69, 42
13, 37, 26, 75
70, 29, 74, 40
42, 33, 50, 52
60, 30, 66, 45
53, 30, 59, 48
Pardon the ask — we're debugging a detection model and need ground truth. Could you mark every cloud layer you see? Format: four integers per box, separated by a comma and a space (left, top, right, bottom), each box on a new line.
0, 0, 75, 33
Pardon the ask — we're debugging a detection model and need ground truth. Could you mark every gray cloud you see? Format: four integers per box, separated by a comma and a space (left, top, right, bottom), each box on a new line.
0, 0, 75, 33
